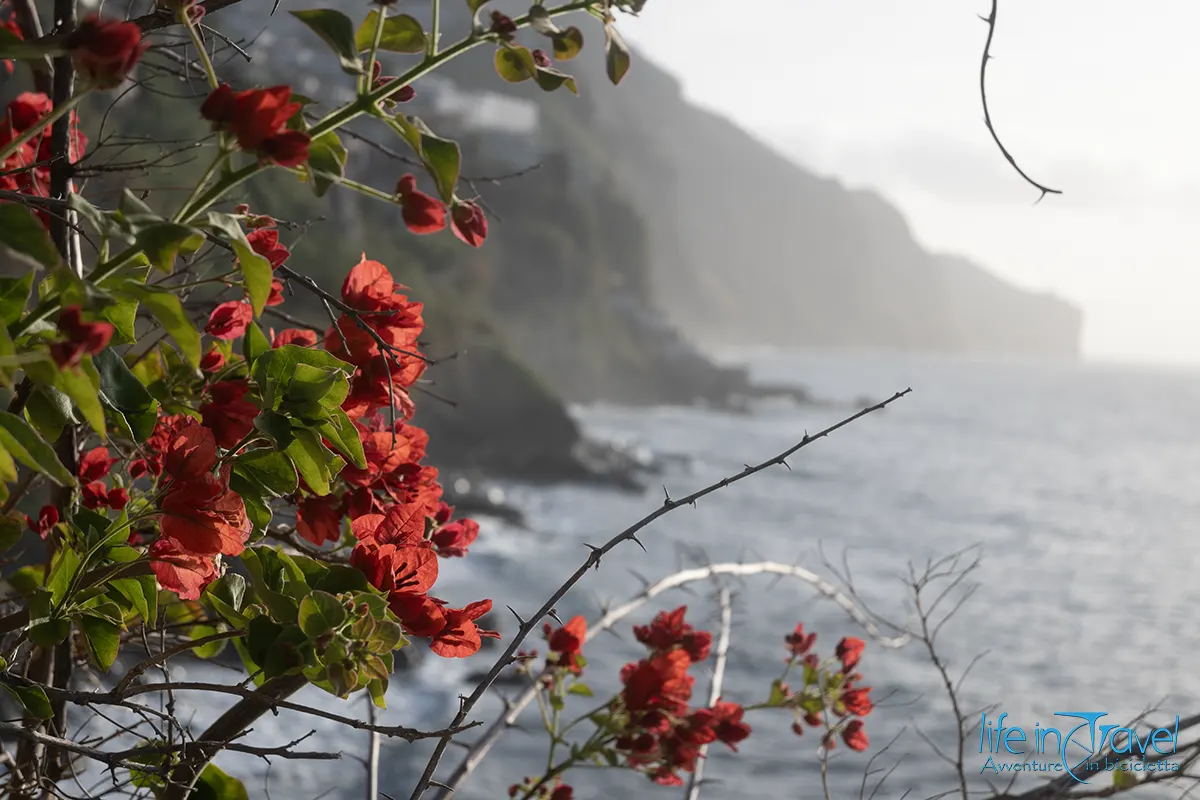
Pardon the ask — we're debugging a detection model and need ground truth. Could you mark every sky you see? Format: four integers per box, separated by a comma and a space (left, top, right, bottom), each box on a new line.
618, 1, 1200, 365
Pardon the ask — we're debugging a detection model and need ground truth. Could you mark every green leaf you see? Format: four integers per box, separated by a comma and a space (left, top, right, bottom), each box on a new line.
28, 618, 71, 648
291, 9, 364, 74
3, 683, 53, 720
315, 408, 366, 469
120, 284, 202, 368
495, 45, 537, 83
552, 27, 584, 61
355, 10, 427, 53
203, 213, 273, 317
527, 5, 561, 35
298, 591, 347, 638
465, 0, 490, 12
534, 67, 578, 95
568, 682, 594, 697
285, 428, 343, 496
0, 410, 74, 485
234, 449, 298, 497
252, 345, 354, 412
0, 439, 17, 484
306, 130, 347, 197
604, 23, 632, 85
204, 573, 249, 626
46, 546, 81, 607
94, 348, 157, 432
194, 763, 250, 800
367, 676, 387, 709
286, 363, 345, 405
134, 222, 205, 274
111, 576, 154, 624
0, 204, 62, 270
24, 386, 74, 441
188, 624, 229, 659
367, 619, 403, 654
246, 615, 283, 668
0, 513, 22, 552
242, 321, 271, 366
80, 615, 121, 670
56, 357, 107, 437
420, 132, 460, 204
99, 297, 138, 344
253, 410, 294, 448
0, 274, 34, 326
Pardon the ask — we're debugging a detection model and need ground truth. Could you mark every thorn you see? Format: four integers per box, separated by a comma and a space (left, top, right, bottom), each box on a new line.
662, 485, 672, 506
507, 605, 526, 626
626, 533, 647, 553
547, 608, 563, 625
781, 459, 791, 471
429, 780, 454, 791
583, 542, 602, 569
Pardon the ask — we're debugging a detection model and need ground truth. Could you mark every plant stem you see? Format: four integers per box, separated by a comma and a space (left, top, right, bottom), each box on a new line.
363, 5, 387, 97
181, 9, 219, 89
172, 148, 230, 223
429, 0, 441, 57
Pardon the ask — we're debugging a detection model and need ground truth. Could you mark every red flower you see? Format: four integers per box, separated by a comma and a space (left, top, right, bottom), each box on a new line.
149, 537, 218, 600
51, 306, 113, 368
78, 447, 117, 483
549, 787, 573, 800
841, 686, 873, 717
247, 227, 289, 269
532, 49, 552, 68
205, 301, 253, 340
200, 346, 226, 373
200, 84, 311, 166
160, 471, 252, 557
803, 711, 823, 727
163, 419, 217, 482
449, 200, 488, 247
265, 279, 285, 307
621, 650, 693, 714
430, 599, 499, 658
199, 380, 257, 448
106, 487, 130, 510
836, 637, 865, 672
785, 623, 816, 656
6, 92, 51, 131
395, 174, 446, 235
633, 606, 711, 661
68, 15, 147, 90
81, 481, 109, 509
708, 701, 751, 751
842, 719, 869, 752
272, 328, 318, 348
130, 413, 190, 479
430, 518, 479, 558
2, 17, 23, 75
25, 505, 58, 538
297, 496, 343, 546
489, 11, 517, 40
545, 615, 586, 673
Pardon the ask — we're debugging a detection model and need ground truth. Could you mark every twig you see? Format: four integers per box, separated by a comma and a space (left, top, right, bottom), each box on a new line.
979, 0, 1061, 200
685, 585, 733, 800
366, 698, 381, 800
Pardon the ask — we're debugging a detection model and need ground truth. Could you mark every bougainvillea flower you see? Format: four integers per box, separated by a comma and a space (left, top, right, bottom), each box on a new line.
395, 174, 447, 235
841, 686, 873, 717
271, 328, 318, 348
199, 380, 257, 448
708, 701, 752, 750
842, 719, 869, 751
836, 636, 865, 672
265, 279, 285, 307
200, 84, 310, 166
429, 599, 499, 658
78, 447, 117, 483
51, 306, 114, 368
148, 537, 218, 601
633, 606, 711, 662
247, 227, 290, 269
2, 17, 23, 75
430, 518, 479, 558
545, 615, 586, 673
68, 15, 147, 90
25, 505, 58, 538
621, 649, 694, 713
205, 301, 253, 340
200, 346, 226, 373
449, 199, 488, 247
163, 421, 218, 483
785, 623, 816, 656
160, 471, 252, 557
296, 496, 343, 546
130, 414, 189, 479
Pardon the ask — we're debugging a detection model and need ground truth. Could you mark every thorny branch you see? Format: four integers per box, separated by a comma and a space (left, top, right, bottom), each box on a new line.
979, 0, 1061, 200
408, 388, 911, 799
684, 585, 733, 800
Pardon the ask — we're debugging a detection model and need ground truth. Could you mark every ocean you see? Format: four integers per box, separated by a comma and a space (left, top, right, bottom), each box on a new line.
164, 349, 1200, 799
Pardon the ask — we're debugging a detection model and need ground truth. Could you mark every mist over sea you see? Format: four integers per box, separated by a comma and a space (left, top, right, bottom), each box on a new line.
171, 349, 1200, 799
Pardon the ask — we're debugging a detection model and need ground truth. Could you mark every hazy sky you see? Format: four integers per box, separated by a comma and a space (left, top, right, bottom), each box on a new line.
619, 1, 1200, 364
